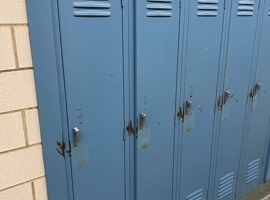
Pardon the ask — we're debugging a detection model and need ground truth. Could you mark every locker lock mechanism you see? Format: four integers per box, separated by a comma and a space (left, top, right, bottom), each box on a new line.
140, 113, 146, 130
224, 90, 230, 104
186, 100, 192, 115
255, 83, 261, 95
73, 127, 80, 147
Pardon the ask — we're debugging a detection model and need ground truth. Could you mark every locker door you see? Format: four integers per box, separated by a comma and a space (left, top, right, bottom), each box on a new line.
135, 0, 180, 199
178, 1, 225, 199
57, 0, 125, 199
238, 0, 270, 194
213, 1, 260, 199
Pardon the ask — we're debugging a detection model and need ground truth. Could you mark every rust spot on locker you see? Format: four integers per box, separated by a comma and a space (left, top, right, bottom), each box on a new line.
66, 141, 71, 157
177, 107, 184, 121
109, 74, 116, 77
249, 90, 254, 101
56, 141, 66, 158
135, 117, 139, 138
126, 121, 134, 136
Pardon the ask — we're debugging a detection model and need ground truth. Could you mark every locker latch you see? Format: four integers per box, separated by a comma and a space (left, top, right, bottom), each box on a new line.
224, 90, 230, 104
140, 113, 146, 130
186, 100, 192, 114
255, 83, 261, 95
73, 127, 80, 147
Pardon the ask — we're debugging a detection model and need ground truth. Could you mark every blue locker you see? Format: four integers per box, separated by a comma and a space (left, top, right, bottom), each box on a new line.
57, 0, 125, 199
237, 0, 270, 195
213, 0, 261, 199
177, 0, 225, 199
135, 0, 180, 199
25, 0, 270, 199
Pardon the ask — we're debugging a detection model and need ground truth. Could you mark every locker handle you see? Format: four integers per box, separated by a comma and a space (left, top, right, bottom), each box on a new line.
73, 127, 80, 147
255, 83, 261, 95
186, 100, 192, 114
140, 113, 146, 130
224, 90, 230, 104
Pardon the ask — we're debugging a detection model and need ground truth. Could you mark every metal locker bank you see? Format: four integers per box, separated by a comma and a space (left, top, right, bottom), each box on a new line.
26, 0, 270, 199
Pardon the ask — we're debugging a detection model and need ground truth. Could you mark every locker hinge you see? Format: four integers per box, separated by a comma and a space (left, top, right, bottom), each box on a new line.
123, 128, 126, 141
224, 0, 226, 9
179, 0, 182, 8
121, 0, 124, 8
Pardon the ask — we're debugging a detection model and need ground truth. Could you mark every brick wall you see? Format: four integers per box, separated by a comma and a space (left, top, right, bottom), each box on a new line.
0, 0, 48, 199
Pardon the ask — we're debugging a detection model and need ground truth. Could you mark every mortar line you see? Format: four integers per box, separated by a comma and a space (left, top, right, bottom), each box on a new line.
0, 24, 28, 27
0, 143, 41, 155
0, 176, 45, 192
31, 182, 36, 200
0, 67, 33, 73
0, 107, 38, 116
21, 110, 29, 146
10, 26, 19, 69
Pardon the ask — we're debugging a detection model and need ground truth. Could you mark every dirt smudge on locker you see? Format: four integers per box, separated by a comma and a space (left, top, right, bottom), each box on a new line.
56, 141, 66, 158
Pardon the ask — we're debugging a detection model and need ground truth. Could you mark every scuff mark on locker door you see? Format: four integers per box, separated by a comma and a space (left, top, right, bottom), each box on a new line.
56, 141, 66, 158
137, 127, 150, 150
184, 113, 194, 133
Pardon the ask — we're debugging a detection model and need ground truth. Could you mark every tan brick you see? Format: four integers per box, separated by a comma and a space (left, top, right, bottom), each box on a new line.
0, 183, 32, 200
0, 145, 45, 190
0, 70, 37, 113
0, 0, 28, 24
34, 178, 48, 200
14, 27, 33, 68
0, 27, 16, 70
25, 109, 41, 145
0, 112, 25, 152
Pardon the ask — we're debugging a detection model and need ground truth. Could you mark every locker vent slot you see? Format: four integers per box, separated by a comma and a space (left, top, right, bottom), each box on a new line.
218, 172, 234, 199
146, 1, 172, 17
73, 1, 111, 17
186, 188, 203, 200
269, 6, 270, 16
246, 158, 260, 184
197, 0, 218, 17
237, 1, 254, 16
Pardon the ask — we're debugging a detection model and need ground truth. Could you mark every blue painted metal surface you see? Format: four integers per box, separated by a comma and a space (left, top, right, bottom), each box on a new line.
213, 0, 261, 199
26, 0, 270, 199
177, 0, 225, 199
135, 0, 180, 199
238, 0, 270, 194
57, 0, 125, 199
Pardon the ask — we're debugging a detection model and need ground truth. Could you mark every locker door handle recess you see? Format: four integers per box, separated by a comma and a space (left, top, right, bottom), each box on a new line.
186, 100, 192, 114
140, 113, 146, 129
224, 90, 230, 104
255, 83, 261, 95
73, 127, 80, 147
